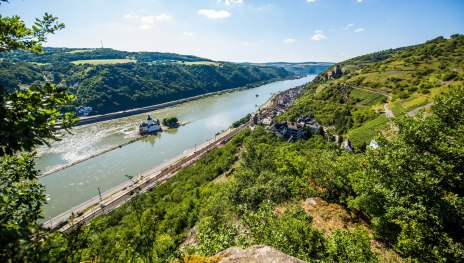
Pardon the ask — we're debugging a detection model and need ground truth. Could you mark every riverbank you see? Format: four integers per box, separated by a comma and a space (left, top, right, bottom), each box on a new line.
75, 77, 291, 127
43, 86, 283, 231
39, 75, 317, 221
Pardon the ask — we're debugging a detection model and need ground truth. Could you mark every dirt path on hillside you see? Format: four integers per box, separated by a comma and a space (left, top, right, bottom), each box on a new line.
353, 87, 394, 118
406, 102, 434, 117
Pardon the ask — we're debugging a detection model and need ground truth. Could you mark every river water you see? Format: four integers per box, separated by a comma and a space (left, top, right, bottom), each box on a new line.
38, 75, 315, 220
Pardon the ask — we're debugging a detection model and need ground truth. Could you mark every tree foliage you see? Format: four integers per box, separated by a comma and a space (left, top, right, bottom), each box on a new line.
0, 153, 45, 260
0, 13, 64, 53
348, 87, 464, 261
1, 8, 460, 261
162, 116, 179, 127
0, 2, 75, 261
0, 83, 76, 156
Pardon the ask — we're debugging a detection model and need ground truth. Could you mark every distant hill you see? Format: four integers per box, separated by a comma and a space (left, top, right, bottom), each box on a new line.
242, 61, 333, 76
0, 47, 208, 63
0, 48, 296, 114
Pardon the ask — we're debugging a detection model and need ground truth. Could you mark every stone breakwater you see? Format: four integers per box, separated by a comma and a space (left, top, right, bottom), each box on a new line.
39, 136, 144, 178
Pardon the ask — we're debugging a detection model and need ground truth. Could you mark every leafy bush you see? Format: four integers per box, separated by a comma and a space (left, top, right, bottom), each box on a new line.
328, 228, 377, 262
162, 116, 179, 127
442, 71, 457, 81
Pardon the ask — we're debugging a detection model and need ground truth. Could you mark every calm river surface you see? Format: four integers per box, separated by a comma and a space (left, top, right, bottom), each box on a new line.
38, 75, 315, 220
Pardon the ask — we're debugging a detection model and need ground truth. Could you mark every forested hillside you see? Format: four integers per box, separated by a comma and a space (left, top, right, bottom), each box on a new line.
32, 35, 463, 262
246, 62, 334, 76
0, 48, 291, 114
0, 47, 208, 63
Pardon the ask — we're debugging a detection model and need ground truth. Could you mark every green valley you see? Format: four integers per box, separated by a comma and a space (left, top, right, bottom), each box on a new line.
26, 35, 464, 262
1, 1, 463, 262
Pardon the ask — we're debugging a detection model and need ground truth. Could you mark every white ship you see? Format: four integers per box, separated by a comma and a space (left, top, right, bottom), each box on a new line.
139, 115, 161, 135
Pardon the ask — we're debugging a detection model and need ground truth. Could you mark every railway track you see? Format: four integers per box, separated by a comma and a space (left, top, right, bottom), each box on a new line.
50, 121, 251, 233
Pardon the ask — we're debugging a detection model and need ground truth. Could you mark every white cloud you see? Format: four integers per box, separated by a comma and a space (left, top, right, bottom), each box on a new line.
314, 29, 323, 33
256, 4, 273, 11
284, 38, 297, 43
155, 13, 171, 21
306, 0, 317, 2
124, 13, 171, 30
124, 14, 138, 19
344, 23, 354, 29
357, 0, 363, 2
139, 24, 153, 30
217, 0, 243, 6
183, 32, 194, 37
198, 9, 231, 19
140, 16, 156, 24
354, 28, 365, 32
311, 33, 326, 41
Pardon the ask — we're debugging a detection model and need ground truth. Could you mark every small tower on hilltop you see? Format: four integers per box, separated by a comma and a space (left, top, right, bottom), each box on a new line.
334, 64, 342, 77
327, 64, 342, 80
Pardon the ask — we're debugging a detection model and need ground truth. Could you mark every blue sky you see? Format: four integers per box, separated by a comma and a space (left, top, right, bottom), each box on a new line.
2, 0, 463, 62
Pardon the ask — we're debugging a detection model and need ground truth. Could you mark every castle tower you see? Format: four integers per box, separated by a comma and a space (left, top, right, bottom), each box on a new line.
334, 64, 342, 76
147, 115, 154, 126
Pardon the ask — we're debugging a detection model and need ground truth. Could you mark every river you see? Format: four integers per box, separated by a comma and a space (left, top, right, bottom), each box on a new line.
38, 75, 316, 220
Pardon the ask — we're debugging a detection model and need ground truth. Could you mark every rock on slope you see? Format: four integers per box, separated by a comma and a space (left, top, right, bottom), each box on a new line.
215, 245, 306, 263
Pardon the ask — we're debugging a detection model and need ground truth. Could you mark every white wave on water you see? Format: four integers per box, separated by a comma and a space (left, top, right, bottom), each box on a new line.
36, 118, 139, 173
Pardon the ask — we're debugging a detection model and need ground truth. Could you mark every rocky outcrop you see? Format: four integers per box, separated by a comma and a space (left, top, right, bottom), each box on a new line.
215, 245, 306, 263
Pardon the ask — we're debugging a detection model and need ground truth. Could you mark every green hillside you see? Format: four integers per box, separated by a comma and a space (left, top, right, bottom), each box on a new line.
0, 48, 291, 114
279, 34, 464, 149
34, 35, 464, 262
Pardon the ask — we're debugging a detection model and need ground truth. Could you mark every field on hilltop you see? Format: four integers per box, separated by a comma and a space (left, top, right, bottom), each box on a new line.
70, 58, 137, 65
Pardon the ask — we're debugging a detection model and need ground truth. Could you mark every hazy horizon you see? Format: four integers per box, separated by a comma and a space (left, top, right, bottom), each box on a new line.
3, 0, 464, 63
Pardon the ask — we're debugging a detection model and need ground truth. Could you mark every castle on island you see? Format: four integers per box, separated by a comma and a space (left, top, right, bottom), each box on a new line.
139, 115, 161, 135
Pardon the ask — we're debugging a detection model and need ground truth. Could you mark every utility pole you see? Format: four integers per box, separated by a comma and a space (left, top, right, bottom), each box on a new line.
125, 174, 134, 187
98, 187, 105, 212
98, 187, 103, 202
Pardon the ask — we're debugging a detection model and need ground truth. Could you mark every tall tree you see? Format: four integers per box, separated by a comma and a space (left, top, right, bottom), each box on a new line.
0, 1, 76, 261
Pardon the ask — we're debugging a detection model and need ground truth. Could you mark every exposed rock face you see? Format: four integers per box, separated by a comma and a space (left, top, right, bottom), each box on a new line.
216, 245, 307, 263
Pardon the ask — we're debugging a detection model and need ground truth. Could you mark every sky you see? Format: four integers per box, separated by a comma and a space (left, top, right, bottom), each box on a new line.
2, 0, 464, 62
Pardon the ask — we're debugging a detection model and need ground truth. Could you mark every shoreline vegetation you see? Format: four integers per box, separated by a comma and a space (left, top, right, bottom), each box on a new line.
73, 76, 296, 127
